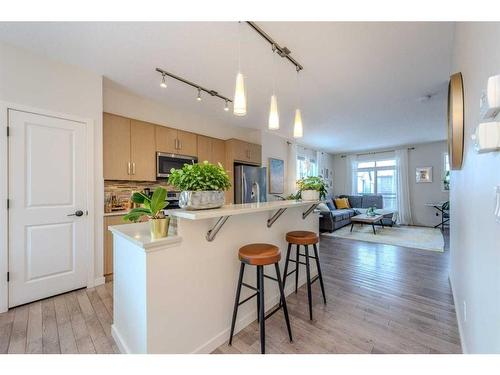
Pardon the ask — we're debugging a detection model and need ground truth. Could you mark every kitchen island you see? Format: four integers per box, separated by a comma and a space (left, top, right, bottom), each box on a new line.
109, 200, 320, 354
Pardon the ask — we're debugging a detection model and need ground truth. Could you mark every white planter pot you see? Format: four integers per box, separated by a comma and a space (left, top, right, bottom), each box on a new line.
301, 190, 320, 201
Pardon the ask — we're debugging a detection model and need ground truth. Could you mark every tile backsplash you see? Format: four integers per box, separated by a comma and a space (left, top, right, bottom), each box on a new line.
104, 180, 172, 210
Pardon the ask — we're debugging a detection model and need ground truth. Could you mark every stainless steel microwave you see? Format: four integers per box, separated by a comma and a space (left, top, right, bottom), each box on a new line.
156, 152, 198, 178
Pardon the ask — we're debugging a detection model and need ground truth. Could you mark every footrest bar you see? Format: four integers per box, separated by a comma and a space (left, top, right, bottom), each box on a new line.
264, 305, 282, 321
263, 274, 278, 282
241, 282, 259, 292
238, 292, 258, 306
311, 275, 319, 284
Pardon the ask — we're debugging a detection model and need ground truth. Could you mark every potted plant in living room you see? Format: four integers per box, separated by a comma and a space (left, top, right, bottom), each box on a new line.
297, 176, 328, 201
168, 161, 231, 210
123, 187, 170, 240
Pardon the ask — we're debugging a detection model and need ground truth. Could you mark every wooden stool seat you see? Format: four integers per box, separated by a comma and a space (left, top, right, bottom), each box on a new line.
238, 243, 281, 266
286, 231, 319, 245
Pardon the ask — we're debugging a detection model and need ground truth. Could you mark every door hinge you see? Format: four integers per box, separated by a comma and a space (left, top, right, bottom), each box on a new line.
6, 199, 10, 209
6, 126, 10, 136
7, 272, 9, 282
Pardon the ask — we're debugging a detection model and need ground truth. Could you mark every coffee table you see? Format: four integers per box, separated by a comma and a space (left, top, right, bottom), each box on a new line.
350, 214, 385, 235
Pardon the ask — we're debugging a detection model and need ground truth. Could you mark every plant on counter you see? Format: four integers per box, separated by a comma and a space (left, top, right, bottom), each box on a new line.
443, 170, 450, 191
296, 176, 328, 201
168, 161, 231, 210
168, 161, 231, 191
123, 187, 170, 239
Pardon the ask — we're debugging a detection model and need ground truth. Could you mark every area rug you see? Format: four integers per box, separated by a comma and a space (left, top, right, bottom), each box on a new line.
322, 225, 444, 252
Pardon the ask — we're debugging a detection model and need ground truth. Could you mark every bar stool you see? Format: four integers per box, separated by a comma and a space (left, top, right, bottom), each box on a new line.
229, 243, 293, 354
283, 231, 326, 320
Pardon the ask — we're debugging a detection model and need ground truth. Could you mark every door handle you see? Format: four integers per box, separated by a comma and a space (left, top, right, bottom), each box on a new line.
68, 210, 84, 217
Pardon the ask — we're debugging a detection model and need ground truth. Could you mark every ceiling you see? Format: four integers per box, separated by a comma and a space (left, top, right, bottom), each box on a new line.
0, 22, 455, 153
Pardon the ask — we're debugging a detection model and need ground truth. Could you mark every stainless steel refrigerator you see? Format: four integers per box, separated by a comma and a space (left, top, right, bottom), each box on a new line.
234, 165, 267, 204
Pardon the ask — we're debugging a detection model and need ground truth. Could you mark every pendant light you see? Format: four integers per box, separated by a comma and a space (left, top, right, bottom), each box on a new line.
293, 68, 303, 138
268, 45, 280, 130
233, 22, 247, 116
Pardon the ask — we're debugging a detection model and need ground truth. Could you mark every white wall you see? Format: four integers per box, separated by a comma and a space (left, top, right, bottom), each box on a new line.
103, 79, 259, 144
331, 141, 449, 227
408, 141, 450, 226
449, 23, 500, 353
0, 41, 105, 291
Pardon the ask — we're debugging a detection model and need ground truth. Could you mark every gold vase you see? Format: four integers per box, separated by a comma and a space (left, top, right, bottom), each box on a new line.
150, 217, 169, 240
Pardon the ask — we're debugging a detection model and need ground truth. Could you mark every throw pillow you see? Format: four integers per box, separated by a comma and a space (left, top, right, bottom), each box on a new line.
317, 203, 330, 213
334, 198, 351, 209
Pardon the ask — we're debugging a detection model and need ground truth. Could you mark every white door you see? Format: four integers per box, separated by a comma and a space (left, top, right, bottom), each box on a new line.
8, 109, 89, 307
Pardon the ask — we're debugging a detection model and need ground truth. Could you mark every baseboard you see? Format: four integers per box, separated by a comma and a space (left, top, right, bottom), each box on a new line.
191, 274, 311, 354
449, 274, 467, 354
93, 276, 106, 287
111, 324, 129, 354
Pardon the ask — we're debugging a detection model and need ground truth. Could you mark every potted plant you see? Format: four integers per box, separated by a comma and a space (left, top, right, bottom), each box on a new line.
297, 176, 328, 201
123, 187, 169, 240
168, 161, 231, 210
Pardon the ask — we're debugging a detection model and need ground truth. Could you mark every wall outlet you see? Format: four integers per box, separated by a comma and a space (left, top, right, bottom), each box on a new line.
463, 301, 467, 323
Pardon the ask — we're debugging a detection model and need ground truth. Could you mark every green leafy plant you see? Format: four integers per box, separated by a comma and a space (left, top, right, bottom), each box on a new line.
443, 170, 450, 191
123, 187, 168, 223
296, 176, 328, 199
168, 161, 231, 191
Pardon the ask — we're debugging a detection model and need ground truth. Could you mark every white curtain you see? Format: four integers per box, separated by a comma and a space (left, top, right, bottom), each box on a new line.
345, 154, 357, 194
286, 142, 298, 195
395, 148, 413, 225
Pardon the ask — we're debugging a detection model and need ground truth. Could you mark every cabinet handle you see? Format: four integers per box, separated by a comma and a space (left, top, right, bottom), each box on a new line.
127, 162, 131, 175
175, 139, 179, 150
132, 162, 136, 175
178, 139, 182, 150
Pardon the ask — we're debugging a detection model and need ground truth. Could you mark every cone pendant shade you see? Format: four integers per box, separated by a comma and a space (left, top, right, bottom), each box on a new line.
268, 95, 280, 129
233, 72, 247, 116
293, 109, 303, 138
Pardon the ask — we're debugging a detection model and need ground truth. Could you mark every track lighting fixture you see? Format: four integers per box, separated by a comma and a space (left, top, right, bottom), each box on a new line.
155, 68, 232, 111
160, 73, 167, 88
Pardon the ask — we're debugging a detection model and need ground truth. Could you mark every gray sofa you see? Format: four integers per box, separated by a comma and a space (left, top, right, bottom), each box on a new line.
319, 194, 397, 232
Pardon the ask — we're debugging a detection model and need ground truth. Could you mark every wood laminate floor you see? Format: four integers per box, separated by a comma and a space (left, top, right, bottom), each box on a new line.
0, 229, 461, 354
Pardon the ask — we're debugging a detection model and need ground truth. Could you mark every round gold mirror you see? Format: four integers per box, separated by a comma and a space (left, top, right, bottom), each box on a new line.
447, 72, 464, 170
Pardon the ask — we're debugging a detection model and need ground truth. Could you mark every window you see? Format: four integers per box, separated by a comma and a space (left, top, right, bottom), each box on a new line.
296, 155, 318, 179
355, 159, 397, 209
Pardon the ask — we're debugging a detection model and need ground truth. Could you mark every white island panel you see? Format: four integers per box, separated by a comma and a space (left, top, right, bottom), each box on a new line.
110, 203, 320, 354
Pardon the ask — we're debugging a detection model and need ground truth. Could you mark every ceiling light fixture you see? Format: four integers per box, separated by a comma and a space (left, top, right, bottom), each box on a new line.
268, 45, 280, 130
293, 68, 304, 138
160, 73, 167, 88
155, 68, 232, 111
233, 22, 247, 116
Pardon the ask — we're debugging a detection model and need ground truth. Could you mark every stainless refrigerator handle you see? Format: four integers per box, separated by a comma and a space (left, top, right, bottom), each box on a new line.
254, 181, 260, 203
242, 173, 247, 203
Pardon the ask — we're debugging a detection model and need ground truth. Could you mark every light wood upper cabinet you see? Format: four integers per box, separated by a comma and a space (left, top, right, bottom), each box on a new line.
156, 126, 197, 157
103, 113, 131, 181
155, 125, 178, 154
177, 130, 197, 157
130, 120, 156, 181
197, 135, 226, 166
226, 138, 261, 165
212, 138, 226, 166
103, 113, 156, 181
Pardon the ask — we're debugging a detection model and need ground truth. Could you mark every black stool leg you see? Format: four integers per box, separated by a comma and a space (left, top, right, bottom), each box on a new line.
295, 244, 300, 294
313, 244, 327, 304
304, 245, 313, 320
256, 266, 260, 322
275, 263, 293, 342
229, 263, 245, 345
282, 242, 292, 291
257, 265, 265, 354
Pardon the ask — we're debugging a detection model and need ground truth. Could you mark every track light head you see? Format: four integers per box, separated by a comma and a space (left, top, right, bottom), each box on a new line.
160, 74, 167, 88
224, 100, 229, 111
197, 88, 202, 101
